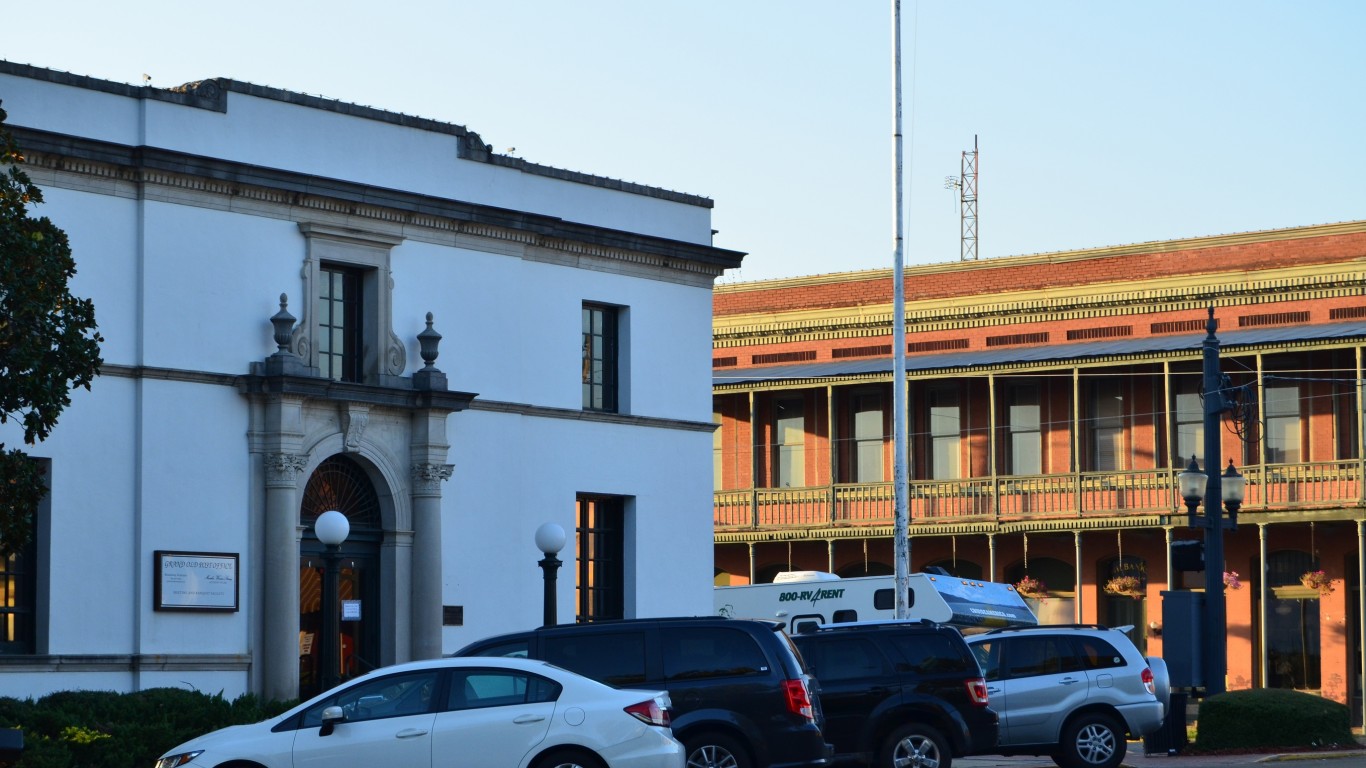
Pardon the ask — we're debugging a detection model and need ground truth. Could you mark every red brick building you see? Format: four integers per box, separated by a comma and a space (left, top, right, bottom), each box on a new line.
711, 221, 1366, 716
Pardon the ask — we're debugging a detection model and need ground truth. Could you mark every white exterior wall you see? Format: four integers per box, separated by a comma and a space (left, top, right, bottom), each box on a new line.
0, 63, 738, 699
0, 74, 712, 245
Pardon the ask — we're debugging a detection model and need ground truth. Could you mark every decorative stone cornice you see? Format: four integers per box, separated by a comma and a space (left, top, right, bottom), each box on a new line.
264, 453, 310, 487
714, 266, 1366, 347
12, 129, 742, 285
411, 463, 454, 496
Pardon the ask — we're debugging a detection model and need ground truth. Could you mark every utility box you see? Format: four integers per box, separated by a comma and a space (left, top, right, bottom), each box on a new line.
0, 728, 22, 767
1162, 590, 1203, 688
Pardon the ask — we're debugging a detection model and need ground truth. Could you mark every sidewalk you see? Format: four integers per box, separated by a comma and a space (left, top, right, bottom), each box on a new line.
956, 742, 1366, 768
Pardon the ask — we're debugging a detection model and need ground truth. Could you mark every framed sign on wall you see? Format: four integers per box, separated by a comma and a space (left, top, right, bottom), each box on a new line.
155, 551, 239, 611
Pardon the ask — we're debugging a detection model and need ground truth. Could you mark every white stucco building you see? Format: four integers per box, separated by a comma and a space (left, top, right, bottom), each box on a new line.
0, 62, 742, 700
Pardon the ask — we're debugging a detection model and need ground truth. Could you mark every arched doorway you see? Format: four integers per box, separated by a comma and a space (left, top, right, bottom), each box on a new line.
299, 455, 384, 698
1005, 556, 1074, 625
1100, 555, 1148, 652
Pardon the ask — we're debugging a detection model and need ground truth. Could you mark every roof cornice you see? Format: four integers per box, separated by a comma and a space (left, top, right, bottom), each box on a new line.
714, 219, 1366, 295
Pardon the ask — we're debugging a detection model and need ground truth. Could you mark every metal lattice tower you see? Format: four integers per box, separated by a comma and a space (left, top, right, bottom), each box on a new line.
959, 135, 979, 261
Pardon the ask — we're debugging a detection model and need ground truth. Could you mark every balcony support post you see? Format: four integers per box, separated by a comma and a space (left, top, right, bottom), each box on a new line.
1357, 347, 1364, 504
1072, 368, 1083, 516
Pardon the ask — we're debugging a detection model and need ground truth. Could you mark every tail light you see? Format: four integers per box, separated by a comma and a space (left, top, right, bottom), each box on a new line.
783, 678, 815, 721
625, 695, 672, 727
965, 677, 989, 707
1142, 667, 1155, 696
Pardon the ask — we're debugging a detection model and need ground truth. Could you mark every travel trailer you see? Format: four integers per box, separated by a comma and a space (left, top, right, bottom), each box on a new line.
715, 571, 1037, 633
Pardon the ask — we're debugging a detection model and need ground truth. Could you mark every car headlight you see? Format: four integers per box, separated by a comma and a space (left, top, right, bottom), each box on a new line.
153, 750, 203, 768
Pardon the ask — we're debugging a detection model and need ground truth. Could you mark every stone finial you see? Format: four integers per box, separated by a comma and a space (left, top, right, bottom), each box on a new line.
271, 294, 296, 353
418, 312, 442, 370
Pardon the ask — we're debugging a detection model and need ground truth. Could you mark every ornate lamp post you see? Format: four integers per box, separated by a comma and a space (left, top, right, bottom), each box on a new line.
1173, 311, 1250, 698
535, 523, 566, 627
315, 510, 350, 692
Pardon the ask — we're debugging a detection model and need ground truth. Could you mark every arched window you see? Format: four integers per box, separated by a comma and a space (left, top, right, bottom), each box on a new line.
1265, 549, 1320, 690
301, 455, 382, 533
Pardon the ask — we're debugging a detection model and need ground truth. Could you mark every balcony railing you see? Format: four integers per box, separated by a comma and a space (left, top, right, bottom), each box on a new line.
714, 460, 1366, 529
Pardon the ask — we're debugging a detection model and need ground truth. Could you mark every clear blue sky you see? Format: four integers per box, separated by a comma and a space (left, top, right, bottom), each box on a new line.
7, 1, 1365, 283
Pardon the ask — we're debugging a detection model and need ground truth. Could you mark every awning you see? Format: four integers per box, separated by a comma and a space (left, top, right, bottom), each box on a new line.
714, 321, 1366, 386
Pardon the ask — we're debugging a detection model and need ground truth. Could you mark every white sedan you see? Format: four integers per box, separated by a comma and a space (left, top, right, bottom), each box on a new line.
154, 656, 682, 768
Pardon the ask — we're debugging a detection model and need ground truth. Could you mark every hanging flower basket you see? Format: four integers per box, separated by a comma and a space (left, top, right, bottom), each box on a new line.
1223, 571, 1242, 591
1104, 575, 1144, 599
1301, 570, 1334, 595
1015, 575, 1048, 600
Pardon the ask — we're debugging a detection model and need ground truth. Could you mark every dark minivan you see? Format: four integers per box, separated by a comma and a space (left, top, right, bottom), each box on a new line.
455, 617, 832, 768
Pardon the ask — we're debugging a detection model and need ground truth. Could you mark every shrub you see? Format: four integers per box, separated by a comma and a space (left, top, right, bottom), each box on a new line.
1195, 688, 1355, 751
0, 688, 296, 768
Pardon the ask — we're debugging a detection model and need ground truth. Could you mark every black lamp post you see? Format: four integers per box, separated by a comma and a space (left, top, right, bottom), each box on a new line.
1174, 308, 1248, 697
535, 523, 566, 627
315, 510, 350, 693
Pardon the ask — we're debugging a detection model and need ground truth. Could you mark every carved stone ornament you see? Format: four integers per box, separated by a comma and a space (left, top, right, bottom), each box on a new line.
411, 463, 454, 494
264, 453, 310, 485
341, 405, 369, 453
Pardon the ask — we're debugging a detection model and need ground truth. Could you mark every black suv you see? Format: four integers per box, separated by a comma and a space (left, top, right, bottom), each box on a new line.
790, 620, 998, 768
454, 617, 832, 768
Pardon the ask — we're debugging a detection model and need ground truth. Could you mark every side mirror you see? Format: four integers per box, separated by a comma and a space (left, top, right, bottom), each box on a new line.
319, 705, 345, 737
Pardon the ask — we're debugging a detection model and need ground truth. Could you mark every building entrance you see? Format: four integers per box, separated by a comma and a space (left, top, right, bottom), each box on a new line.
298, 455, 384, 698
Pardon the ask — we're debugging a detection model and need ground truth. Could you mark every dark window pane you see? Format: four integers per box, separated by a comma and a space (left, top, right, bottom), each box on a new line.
662, 627, 766, 680
544, 632, 645, 686
888, 634, 970, 674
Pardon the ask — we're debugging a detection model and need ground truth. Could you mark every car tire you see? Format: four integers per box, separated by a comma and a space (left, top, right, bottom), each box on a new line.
684, 731, 750, 768
1054, 713, 1126, 768
880, 723, 951, 768
533, 748, 607, 768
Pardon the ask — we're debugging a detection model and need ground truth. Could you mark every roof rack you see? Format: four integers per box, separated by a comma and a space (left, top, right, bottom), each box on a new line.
979, 623, 1118, 635
794, 619, 940, 635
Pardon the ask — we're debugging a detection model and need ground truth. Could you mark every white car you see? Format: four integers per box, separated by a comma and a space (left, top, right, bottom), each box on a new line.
153, 656, 682, 768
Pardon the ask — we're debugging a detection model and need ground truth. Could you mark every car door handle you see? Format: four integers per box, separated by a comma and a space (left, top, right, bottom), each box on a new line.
986, 686, 1002, 695
513, 714, 546, 724
395, 729, 429, 739
1058, 678, 1081, 685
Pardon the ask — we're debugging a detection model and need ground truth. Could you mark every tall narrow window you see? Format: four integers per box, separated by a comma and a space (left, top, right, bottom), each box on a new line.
1007, 386, 1041, 476
852, 393, 884, 483
1090, 380, 1124, 471
0, 459, 43, 655
318, 265, 363, 382
1174, 382, 1204, 469
582, 304, 618, 412
576, 495, 624, 622
774, 397, 806, 487
1334, 379, 1360, 460
929, 389, 961, 480
1265, 385, 1301, 463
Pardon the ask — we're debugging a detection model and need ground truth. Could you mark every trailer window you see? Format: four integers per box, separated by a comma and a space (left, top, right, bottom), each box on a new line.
873, 588, 914, 611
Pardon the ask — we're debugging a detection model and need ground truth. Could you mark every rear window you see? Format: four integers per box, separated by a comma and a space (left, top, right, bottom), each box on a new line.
1073, 636, 1125, 670
800, 636, 886, 682
467, 638, 530, 658
662, 627, 767, 680
543, 631, 647, 687
887, 633, 972, 675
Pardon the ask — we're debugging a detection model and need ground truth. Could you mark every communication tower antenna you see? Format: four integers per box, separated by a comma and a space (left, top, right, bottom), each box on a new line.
959, 135, 979, 260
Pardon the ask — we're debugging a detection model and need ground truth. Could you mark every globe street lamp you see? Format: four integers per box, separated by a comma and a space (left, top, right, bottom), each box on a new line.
315, 510, 350, 692
535, 523, 566, 627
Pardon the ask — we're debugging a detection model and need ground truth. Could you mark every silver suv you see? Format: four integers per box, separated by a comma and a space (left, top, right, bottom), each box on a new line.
964, 624, 1170, 768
